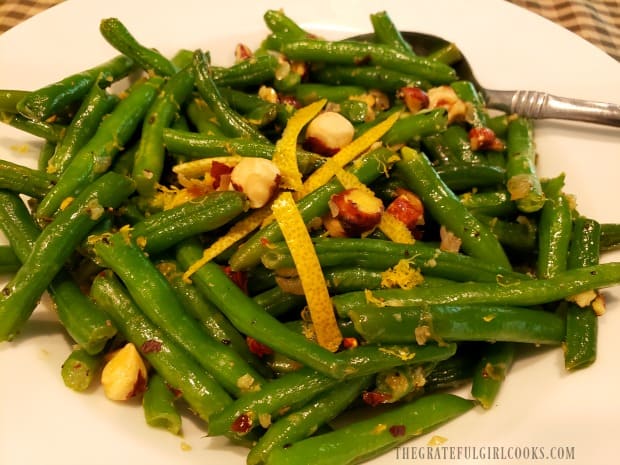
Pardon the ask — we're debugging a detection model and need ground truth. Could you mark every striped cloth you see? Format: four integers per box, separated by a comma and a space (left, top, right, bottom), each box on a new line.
510, 0, 620, 61
0, 0, 618, 61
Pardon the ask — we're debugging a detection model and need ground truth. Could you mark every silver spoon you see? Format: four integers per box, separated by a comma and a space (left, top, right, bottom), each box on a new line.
353, 31, 620, 127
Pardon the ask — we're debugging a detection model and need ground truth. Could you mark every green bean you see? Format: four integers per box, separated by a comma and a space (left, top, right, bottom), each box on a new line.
422, 133, 460, 165
440, 124, 485, 164
487, 114, 511, 139
90, 271, 232, 421
0, 111, 65, 142
313, 65, 429, 93
263, 9, 311, 40
0, 159, 57, 198
396, 147, 511, 268
537, 175, 572, 279
184, 97, 226, 136
193, 50, 267, 141
339, 100, 370, 123
332, 263, 620, 317
162, 263, 271, 378
211, 341, 456, 439
370, 11, 415, 56
61, 347, 103, 392
0, 89, 30, 112
211, 54, 279, 89
0, 172, 134, 341
162, 129, 325, 174
424, 346, 480, 391
246, 375, 373, 465
450, 80, 488, 127
93, 232, 265, 396
294, 83, 367, 105
470, 341, 515, 409
36, 76, 163, 221
371, 364, 432, 404
0, 246, 20, 274
600, 223, 620, 252
133, 66, 195, 196
336, 342, 457, 378
170, 48, 193, 69
375, 165, 504, 200
207, 367, 340, 438
110, 142, 138, 177
219, 87, 278, 127
564, 216, 601, 370
473, 213, 537, 253
382, 108, 448, 146
229, 147, 396, 271
99, 18, 177, 76
38, 140, 57, 172
434, 163, 506, 191
261, 237, 524, 284
427, 42, 463, 65
505, 117, 545, 213
264, 393, 474, 465
252, 286, 306, 317
49, 274, 118, 354
354, 104, 404, 138
176, 238, 348, 379
143, 373, 182, 435
279, 39, 458, 85
459, 189, 517, 218
129, 190, 248, 254
16, 55, 135, 121
347, 304, 565, 345
46, 82, 119, 175
274, 267, 384, 297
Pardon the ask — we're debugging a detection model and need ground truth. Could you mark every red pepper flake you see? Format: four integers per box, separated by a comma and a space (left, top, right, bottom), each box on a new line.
222, 265, 248, 293
362, 391, 392, 407
341, 337, 359, 349
389, 424, 406, 437
231, 413, 253, 433
246, 336, 273, 358
141, 339, 163, 354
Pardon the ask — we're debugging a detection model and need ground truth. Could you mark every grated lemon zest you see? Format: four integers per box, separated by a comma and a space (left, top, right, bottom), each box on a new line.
272, 192, 342, 352
272, 99, 327, 191
378, 212, 416, 244
334, 167, 375, 197
182, 206, 273, 282
381, 259, 424, 290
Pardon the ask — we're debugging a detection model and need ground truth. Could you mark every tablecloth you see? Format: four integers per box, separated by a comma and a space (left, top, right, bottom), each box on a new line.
1, 0, 618, 61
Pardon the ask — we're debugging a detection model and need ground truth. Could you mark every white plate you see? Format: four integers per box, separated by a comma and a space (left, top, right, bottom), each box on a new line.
1, 1, 619, 464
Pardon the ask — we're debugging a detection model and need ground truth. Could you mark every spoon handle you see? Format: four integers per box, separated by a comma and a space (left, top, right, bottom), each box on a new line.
483, 89, 620, 127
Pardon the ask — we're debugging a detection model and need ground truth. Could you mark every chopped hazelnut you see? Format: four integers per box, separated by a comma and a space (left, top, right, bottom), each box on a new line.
230, 158, 281, 208
101, 343, 148, 401
385, 188, 425, 231
428, 85, 469, 123
398, 86, 430, 113
326, 188, 384, 237
303, 111, 355, 156
469, 126, 505, 151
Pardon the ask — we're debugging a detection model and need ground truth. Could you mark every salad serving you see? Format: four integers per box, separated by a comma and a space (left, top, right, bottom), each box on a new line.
1, 4, 619, 465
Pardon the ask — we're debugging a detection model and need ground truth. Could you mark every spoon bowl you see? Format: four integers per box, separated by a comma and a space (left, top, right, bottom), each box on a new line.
350, 31, 620, 127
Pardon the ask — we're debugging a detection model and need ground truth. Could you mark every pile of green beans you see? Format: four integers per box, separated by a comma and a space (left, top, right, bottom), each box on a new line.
1, 8, 619, 465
